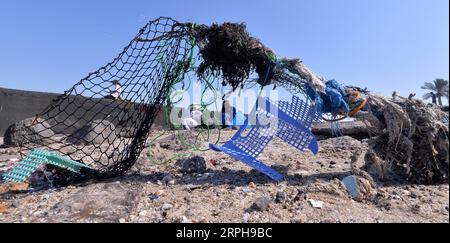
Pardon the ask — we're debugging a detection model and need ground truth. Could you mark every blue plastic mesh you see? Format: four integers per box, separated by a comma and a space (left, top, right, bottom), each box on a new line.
209, 96, 320, 181
277, 96, 322, 127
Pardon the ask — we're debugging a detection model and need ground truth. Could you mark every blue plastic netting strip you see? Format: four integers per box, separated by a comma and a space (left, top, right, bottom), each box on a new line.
209, 95, 320, 181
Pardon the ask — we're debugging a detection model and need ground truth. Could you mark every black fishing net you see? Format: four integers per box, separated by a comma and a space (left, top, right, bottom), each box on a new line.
8, 17, 323, 179
12, 17, 195, 177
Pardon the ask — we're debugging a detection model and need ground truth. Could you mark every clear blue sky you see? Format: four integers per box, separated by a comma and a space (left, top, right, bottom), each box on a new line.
0, 0, 448, 102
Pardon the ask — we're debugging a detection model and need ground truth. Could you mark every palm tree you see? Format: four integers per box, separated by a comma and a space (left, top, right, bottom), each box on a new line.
421, 79, 449, 106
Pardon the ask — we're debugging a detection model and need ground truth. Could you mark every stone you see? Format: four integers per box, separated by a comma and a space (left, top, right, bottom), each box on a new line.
161, 203, 173, 211
0, 182, 29, 193
67, 119, 116, 145
4, 117, 55, 146
179, 156, 207, 174
271, 164, 289, 175
196, 174, 209, 181
181, 216, 192, 223
251, 197, 272, 212
241, 187, 252, 193
148, 194, 160, 201
139, 210, 148, 217
242, 212, 250, 223
275, 191, 287, 204
46, 182, 141, 222
162, 174, 174, 184
0, 202, 10, 214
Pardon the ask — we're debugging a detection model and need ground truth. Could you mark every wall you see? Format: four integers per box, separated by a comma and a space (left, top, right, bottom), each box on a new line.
0, 87, 169, 135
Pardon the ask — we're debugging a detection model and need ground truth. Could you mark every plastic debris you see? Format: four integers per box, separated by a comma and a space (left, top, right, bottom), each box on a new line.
2, 149, 93, 183
308, 199, 324, 209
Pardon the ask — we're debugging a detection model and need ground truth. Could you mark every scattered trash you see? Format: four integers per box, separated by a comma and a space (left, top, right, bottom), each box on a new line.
308, 199, 324, 209
2, 149, 93, 183
342, 175, 377, 201
210, 96, 319, 181
148, 194, 160, 202
342, 175, 361, 199
209, 159, 216, 167
361, 94, 449, 184
118, 218, 126, 223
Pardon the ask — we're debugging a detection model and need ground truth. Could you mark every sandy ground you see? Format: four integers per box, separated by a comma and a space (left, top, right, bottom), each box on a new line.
0, 130, 448, 223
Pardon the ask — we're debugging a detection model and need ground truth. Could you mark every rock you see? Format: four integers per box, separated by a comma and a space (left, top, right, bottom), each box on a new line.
0, 182, 30, 193
0, 202, 10, 214
167, 180, 175, 185
47, 182, 141, 222
162, 174, 174, 184
307, 199, 324, 209
271, 164, 289, 175
251, 197, 272, 212
196, 217, 208, 223
241, 187, 251, 193
161, 203, 173, 211
181, 216, 192, 223
196, 173, 209, 181
4, 117, 55, 146
248, 182, 256, 188
243, 212, 250, 223
148, 194, 160, 201
8, 158, 19, 163
67, 119, 116, 145
342, 175, 376, 201
179, 156, 207, 174
139, 210, 148, 217
185, 208, 194, 217
275, 191, 287, 204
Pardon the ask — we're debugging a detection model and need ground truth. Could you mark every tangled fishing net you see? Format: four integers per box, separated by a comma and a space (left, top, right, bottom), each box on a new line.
355, 92, 449, 184
8, 18, 195, 178
5, 17, 448, 185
